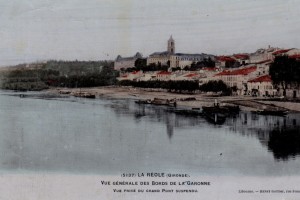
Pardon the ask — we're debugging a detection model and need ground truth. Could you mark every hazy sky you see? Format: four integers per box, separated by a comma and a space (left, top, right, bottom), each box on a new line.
0, 0, 300, 66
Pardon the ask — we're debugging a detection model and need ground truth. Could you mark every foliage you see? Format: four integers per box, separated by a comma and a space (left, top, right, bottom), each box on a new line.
134, 58, 147, 70
269, 55, 300, 96
189, 58, 215, 70
44, 60, 113, 76
0, 60, 118, 90
199, 80, 232, 95
225, 60, 240, 68
123, 62, 169, 72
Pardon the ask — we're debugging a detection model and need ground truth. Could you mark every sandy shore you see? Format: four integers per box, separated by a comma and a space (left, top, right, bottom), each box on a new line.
47, 86, 300, 112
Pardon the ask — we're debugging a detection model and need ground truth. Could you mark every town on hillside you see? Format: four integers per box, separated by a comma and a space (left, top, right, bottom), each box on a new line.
115, 36, 300, 99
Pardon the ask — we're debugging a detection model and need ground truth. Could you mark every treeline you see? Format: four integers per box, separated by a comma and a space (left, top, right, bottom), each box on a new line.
45, 66, 118, 88
44, 60, 114, 76
0, 60, 118, 90
118, 80, 232, 95
270, 55, 300, 95
199, 80, 232, 95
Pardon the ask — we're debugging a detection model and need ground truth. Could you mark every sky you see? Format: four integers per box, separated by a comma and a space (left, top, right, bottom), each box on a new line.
0, 0, 300, 66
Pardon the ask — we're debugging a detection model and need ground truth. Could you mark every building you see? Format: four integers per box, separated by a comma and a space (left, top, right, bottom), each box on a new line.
247, 75, 275, 97
117, 70, 144, 81
170, 53, 215, 69
147, 36, 175, 66
147, 36, 214, 69
213, 66, 257, 95
249, 46, 279, 63
233, 54, 250, 65
114, 52, 143, 71
156, 71, 173, 81
215, 56, 237, 68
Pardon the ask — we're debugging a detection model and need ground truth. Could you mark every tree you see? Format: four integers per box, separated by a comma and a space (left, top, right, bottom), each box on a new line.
134, 58, 147, 70
269, 55, 300, 96
199, 80, 232, 96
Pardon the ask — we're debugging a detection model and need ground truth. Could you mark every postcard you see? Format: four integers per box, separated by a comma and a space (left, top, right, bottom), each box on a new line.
0, 0, 300, 200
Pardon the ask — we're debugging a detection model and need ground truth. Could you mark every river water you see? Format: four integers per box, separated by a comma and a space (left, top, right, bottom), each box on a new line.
0, 90, 299, 176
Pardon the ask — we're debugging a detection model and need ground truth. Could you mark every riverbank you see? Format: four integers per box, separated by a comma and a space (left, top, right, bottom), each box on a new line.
47, 86, 300, 112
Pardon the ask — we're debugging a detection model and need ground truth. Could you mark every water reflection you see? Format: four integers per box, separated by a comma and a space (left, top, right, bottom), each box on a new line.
225, 112, 300, 161
1, 91, 300, 175
268, 128, 300, 160
109, 100, 300, 161
109, 100, 208, 139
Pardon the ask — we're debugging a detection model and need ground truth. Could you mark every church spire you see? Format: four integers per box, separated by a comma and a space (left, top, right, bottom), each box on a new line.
168, 35, 175, 54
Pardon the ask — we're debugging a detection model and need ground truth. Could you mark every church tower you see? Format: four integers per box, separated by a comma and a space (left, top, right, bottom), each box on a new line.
167, 35, 175, 54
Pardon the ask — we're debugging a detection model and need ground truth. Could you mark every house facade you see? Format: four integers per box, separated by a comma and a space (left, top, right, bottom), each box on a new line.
247, 75, 276, 96
213, 66, 257, 95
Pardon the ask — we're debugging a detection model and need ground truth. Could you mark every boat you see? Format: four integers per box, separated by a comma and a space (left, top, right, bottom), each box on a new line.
202, 105, 240, 115
171, 109, 203, 116
201, 101, 239, 124
151, 98, 176, 107
73, 92, 96, 98
135, 98, 177, 107
59, 90, 71, 94
135, 99, 152, 104
202, 106, 228, 114
252, 109, 288, 116
204, 112, 227, 125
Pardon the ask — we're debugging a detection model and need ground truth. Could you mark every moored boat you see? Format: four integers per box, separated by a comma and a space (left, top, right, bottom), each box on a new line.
204, 112, 227, 125
171, 109, 203, 116
252, 109, 288, 116
135, 98, 177, 107
73, 92, 96, 98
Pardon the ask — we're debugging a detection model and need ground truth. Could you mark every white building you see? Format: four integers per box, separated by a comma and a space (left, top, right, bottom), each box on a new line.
249, 46, 279, 63
147, 36, 175, 66
213, 66, 257, 95
170, 54, 215, 69
247, 75, 276, 97
147, 36, 215, 69
114, 52, 143, 71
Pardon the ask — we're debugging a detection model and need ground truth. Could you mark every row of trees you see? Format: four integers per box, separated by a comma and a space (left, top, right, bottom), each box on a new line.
119, 80, 232, 95
46, 65, 118, 88
199, 80, 232, 95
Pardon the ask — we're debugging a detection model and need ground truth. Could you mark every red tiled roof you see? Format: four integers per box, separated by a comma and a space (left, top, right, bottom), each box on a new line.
215, 66, 257, 76
289, 54, 300, 59
184, 73, 198, 77
272, 49, 292, 55
216, 56, 236, 62
233, 54, 249, 60
157, 71, 172, 75
248, 75, 272, 83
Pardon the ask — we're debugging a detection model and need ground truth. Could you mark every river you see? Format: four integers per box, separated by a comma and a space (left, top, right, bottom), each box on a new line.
0, 90, 299, 176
